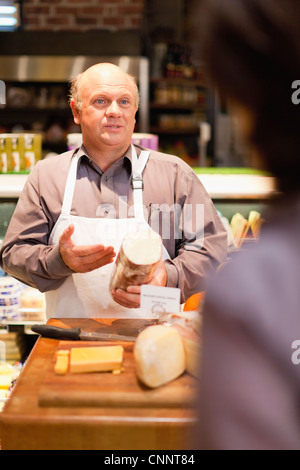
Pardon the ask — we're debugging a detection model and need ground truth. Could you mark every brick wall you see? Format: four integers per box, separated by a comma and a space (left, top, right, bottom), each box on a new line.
22, 0, 144, 32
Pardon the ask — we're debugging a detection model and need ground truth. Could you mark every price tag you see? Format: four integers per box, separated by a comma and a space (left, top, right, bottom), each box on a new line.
140, 285, 180, 314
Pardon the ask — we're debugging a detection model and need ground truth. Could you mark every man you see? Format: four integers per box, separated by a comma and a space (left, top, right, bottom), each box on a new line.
0, 63, 227, 318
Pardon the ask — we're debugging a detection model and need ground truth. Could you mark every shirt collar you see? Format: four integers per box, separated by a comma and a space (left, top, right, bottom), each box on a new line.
75, 143, 144, 175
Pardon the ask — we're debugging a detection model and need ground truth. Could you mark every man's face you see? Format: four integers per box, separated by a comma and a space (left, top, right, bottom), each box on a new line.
72, 65, 138, 155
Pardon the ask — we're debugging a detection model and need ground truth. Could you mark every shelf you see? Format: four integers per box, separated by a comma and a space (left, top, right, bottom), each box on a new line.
0, 107, 70, 112
150, 77, 206, 87
197, 173, 277, 199
0, 171, 277, 200
150, 127, 200, 135
150, 103, 205, 111
0, 320, 44, 326
0, 174, 28, 198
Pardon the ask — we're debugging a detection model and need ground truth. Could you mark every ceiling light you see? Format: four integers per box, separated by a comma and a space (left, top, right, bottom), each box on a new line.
0, 1, 21, 31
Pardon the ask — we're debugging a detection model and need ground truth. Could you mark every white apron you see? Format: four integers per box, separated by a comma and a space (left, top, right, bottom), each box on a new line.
45, 145, 170, 319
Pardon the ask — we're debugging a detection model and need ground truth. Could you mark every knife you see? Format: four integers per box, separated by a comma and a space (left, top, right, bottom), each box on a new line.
31, 324, 137, 342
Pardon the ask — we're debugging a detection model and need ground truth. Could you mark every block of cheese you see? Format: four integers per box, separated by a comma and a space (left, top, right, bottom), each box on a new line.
54, 350, 70, 375
110, 229, 162, 291
134, 325, 186, 388
69, 345, 124, 374
0, 375, 13, 390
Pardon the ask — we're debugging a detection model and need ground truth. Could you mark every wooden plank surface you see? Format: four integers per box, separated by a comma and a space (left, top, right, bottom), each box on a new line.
0, 317, 199, 450
38, 340, 197, 408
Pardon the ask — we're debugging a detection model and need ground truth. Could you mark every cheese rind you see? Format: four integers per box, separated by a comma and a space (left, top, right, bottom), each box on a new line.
134, 325, 186, 388
110, 230, 162, 291
69, 345, 124, 374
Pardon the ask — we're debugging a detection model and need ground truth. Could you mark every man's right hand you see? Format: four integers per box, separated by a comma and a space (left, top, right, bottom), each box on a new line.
59, 224, 116, 273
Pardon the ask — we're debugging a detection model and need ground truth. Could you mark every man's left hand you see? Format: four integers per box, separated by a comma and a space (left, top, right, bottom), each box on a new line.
111, 259, 167, 309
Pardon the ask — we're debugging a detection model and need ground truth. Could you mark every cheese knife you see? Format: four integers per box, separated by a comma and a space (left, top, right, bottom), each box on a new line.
31, 324, 137, 342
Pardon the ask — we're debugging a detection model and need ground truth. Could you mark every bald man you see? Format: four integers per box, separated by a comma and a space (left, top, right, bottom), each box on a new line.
0, 63, 227, 318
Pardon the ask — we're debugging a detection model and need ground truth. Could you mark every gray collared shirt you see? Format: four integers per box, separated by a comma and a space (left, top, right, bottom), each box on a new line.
0, 144, 227, 302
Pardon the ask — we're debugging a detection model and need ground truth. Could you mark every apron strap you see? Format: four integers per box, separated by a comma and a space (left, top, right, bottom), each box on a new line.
131, 145, 150, 220
61, 145, 150, 219
61, 152, 79, 216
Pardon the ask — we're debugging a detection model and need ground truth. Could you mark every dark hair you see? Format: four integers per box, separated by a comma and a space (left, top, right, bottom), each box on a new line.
197, 0, 300, 193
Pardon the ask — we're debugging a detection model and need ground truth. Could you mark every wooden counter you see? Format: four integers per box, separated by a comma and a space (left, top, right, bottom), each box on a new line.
0, 318, 198, 450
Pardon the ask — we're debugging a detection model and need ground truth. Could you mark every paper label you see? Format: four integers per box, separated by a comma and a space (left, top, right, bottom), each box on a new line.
0, 153, 7, 173
140, 285, 180, 315
25, 151, 35, 171
12, 151, 20, 172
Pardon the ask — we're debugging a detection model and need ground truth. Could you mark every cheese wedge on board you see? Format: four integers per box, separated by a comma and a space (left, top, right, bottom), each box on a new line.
54, 350, 70, 375
69, 345, 124, 374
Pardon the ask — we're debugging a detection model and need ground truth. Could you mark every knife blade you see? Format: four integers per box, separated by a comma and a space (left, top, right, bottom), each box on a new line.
31, 324, 137, 342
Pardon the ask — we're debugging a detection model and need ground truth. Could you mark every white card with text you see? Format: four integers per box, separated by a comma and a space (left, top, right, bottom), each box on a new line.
140, 285, 181, 314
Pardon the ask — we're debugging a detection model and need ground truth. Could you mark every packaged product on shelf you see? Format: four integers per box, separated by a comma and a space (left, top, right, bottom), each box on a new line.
24, 133, 42, 171
0, 276, 23, 321
0, 134, 11, 174
0, 133, 42, 173
10, 134, 24, 173
19, 286, 46, 322
0, 362, 23, 411
0, 331, 21, 363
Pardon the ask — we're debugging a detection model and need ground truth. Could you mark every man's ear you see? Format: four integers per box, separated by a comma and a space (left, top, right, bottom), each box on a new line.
70, 99, 81, 125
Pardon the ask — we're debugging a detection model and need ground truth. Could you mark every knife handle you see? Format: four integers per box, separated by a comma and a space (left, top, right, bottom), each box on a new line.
31, 324, 81, 341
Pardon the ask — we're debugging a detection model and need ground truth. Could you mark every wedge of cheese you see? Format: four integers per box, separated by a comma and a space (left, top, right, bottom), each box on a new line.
230, 212, 250, 247
110, 229, 162, 291
134, 325, 186, 388
54, 350, 70, 375
69, 345, 124, 374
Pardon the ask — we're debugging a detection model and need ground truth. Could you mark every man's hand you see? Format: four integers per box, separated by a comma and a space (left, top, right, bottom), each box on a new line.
59, 224, 116, 273
111, 259, 167, 309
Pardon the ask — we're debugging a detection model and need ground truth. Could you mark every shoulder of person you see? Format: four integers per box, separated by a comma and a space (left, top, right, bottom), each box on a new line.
35, 149, 74, 171
23, 149, 75, 191
147, 148, 198, 179
27, 149, 74, 182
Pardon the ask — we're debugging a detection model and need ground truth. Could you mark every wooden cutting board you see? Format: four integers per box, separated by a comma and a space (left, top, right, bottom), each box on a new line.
38, 340, 198, 408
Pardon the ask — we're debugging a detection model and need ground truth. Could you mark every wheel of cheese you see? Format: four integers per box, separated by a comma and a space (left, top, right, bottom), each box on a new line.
134, 325, 186, 388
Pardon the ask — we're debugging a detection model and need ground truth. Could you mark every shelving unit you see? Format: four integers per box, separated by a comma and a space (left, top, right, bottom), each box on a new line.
0, 55, 150, 153
149, 76, 207, 164
0, 81, 74, 154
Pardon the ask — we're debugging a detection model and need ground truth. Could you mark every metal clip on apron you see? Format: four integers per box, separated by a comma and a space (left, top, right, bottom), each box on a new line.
45, 145, 170, 319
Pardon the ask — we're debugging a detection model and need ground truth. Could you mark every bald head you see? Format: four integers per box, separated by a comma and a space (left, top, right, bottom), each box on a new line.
69, 62, 140, 111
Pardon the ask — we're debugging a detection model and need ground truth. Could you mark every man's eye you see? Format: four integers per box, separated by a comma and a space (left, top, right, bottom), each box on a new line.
95, 98, 106, 105
120, 99, 130, 105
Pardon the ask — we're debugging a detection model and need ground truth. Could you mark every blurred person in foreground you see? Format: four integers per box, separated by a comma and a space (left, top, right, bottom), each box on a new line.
194, 0, 300, 450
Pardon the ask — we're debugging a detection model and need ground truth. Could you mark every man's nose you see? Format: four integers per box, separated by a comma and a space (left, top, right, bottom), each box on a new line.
106, 101, 121, 116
